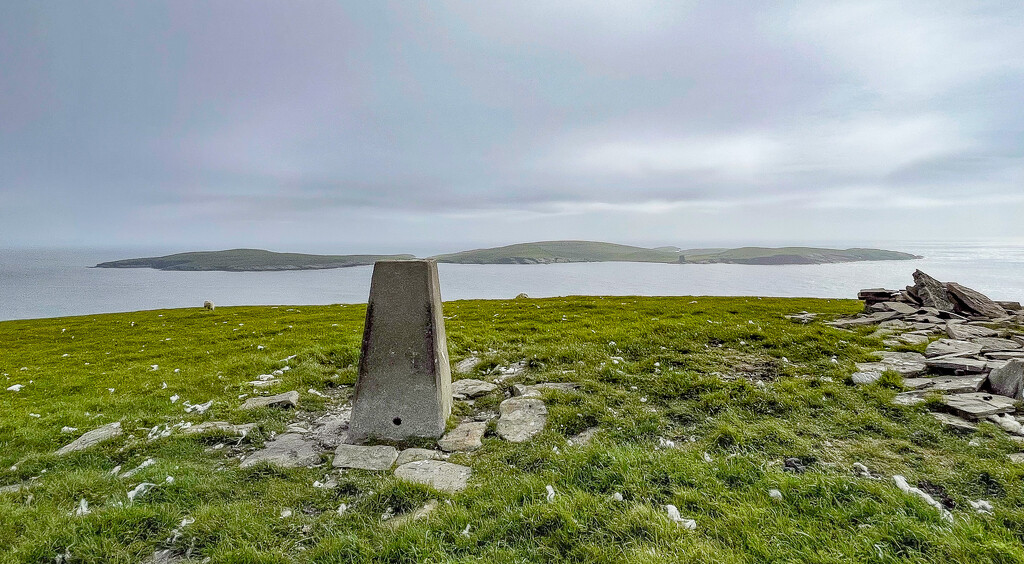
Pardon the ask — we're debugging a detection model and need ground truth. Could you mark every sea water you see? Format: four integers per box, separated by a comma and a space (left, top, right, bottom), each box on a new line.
1, 242, 1023, 321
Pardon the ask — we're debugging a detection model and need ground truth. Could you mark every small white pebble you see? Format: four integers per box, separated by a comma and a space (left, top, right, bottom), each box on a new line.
969, 499, 993, 514
61, 426, 78, 433
7, 384, 24, 392
169, 395, 179, 404
107, 388, 115, 393
280, 509, 292, 519
546, 485, 556, 502
461, 524, 472, 537
74, 498, 90, 516
702, 452, 712, 463
150, 365, 158, 371
769, 489, 783, 501
29, 413, 41, 418
336, 503, 348, 515
611, 492, 623, 502
665, 505, 696, 529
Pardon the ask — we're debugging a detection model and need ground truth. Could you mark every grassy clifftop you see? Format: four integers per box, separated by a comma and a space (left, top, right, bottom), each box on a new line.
2, 297, 1022, 562
432, 240, 682, 264
95, 249, 415, 271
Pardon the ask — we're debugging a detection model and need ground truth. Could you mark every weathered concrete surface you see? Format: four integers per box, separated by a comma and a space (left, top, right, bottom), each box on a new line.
349, 260, 451, 442
240, 434, 320, 469
987, 359, 1024, 400
438, 421, 486, 452
394, 460, 472, 493
332, 444, 399, 470
240, 391, 299, 410
496, 398, 547, 442
56, 422, 122, 455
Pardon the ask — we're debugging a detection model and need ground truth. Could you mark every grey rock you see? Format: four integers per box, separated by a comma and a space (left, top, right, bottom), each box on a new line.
454, 356, 480, 374
947, 323, 997, 340
925, 339, 982, 358
897, 333, 930, 346
912, 270, 955, 311
496, 398, 547, 442
332, 444, 399, 470
877, 351, 928, 376
512, 382, 580, 398
451, 378, 497, 399
569, 427, 600, 446
925, 357, 989, 374
941, 392, 1016, 418
182, 421, 255, 436
56, 422, 122, 455
882, 301, 919, 315
395, 448, 444, 466
986, 359, 1023, 400
349, 260, 451, 443
1008, 453, 1024, 463
893, 392, 928, 406
386, 499, 439, 528
240, 433, 320, 469
932, 413, 978, 432
438, 421, 486, 452
924, 375, 986, 393
851, 370, 882, 385
394, 460, 472, 493
311, 411, 351, 449
902, 378, 933, 390
972, 337, 1022, 353
946, 282, 1007, 319
828, 317, 884, 329
986, 351, 1024, 360
240, 391, 299, 410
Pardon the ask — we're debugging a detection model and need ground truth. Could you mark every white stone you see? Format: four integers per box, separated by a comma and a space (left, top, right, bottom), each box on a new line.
497, 398, 547, 442
394, 460, 472, 493
241, 434, 320, 469
438, 421, 486, 452
56, 422, 122, 455
332, 444, 398, 471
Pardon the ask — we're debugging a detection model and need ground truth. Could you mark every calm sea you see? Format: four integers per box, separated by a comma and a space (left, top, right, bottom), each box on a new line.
2, 243, 1023, 321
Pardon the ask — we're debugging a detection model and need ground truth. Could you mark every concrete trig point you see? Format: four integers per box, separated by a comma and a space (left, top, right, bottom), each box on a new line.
349, 260, 452, 443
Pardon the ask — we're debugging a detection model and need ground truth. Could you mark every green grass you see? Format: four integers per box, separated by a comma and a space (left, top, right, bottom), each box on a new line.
1, 296, 1023, 563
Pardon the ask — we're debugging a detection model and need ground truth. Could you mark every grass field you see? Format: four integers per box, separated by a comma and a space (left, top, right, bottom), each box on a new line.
2, 296, 1023, 563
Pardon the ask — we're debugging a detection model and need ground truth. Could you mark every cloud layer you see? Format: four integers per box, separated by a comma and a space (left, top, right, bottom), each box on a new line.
1, 1, 1022, 249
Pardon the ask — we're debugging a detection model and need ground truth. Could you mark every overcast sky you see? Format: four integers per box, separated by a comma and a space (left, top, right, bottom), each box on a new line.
1, 1, 1022, 253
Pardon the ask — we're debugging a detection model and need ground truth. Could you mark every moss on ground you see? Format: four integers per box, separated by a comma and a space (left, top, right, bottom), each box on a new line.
1, 297, 1022, 563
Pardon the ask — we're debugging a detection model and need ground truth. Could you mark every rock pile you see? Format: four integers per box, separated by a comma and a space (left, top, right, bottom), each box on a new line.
841, 271, 1024, 439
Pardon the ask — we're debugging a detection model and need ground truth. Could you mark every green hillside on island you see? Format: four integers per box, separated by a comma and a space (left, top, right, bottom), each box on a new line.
95, 242, 921, 272
95, 249, 415, 272
432, 241, 922, 265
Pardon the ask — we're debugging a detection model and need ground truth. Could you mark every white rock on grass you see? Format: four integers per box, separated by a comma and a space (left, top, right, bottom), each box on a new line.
121, 458, 156, 478
127, 482, 156, 502
241, 434, 320, 469
546, 485, 556, 502
665, 505, 697, 529
969, 499, 993, 514
393, 460, 472, 493
240, 391, 299, 411
769, 489, 783, 501
6, 384, 23, 392
74, 498, 90, 516
55, 422, 122, 455
438, 421, 486, 452
332, 444, 398, 471
892, 475, 952, 522
496, 398, 547, 443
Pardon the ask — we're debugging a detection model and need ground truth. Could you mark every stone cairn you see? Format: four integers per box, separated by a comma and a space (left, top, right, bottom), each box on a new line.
835, 269, 1024, 437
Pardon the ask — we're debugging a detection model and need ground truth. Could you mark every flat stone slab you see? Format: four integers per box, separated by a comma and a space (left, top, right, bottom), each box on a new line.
56, 422, 122, 455
394, 460, 472, 493
932, 412, 978, 432
240, 433, 320, 468
496, 398, 547, 442
893, 391, 929, 406
851, 370, 881, 385
986, 351, 1024, 360
451, 379, 497, 399
876, 351, 928, 376
1008, 453, 1024, 463
311, 412, 351, 449
947, 323, 997, 340
941, 393, 1016, 418
454, 356, 480, 374
332, 444, 398, 470
947, 282, 1006, 319
987, 359, 1023, 400
438, 421, 486, 452
925, 339, 982, 358
881, 301, 919, 315
182, 421, 255, 436
395, 448, 444, 466
240, 391, 299, 410
925, 375, 986, 393
925, 357, 989, 374
973, 337, 1022, 353
897, 333, 930, 346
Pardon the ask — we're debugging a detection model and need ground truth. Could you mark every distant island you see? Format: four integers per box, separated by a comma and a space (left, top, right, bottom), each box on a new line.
96, 242, 922, 272
94, 249, 415, 271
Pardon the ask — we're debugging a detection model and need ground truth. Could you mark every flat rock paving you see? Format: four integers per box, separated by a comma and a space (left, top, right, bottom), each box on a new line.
394, 460, 472, 493
941, 393, 1016, 418
438, 421, 486, 452
240, 391, 299, 410
240, 433, 319, 469
332, 444, 399, 470
496, 398, 547, 442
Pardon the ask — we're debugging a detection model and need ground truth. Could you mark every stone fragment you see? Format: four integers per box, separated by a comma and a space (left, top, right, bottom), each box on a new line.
311, 411, 351, 449
946, 282, 1007, 319
349, 260, 451, 442
239, 391, 299, 410
881, 301, 919, 315
569, 427, 599, 446
512, 382, 580, 398
496, 398, 547, 442
828, 317, 883, 329
892, 392, 928, 406
912, 270, 954, 312
897, 333, 930, 346
932, 413, 978, 432
877, 351, 928, 376
986, 359, 1023, 400
1008, 453, 1024, 463
438, 421, 486, 452
924, 375, 986, 393
986, 351, 1024, 360
986, 413, 1023, 435
902, 378, 932, 390
181, 421, 255, 436
395, 448, 444, 466
56, 422, 122, 455
941, 393, 1016, 418
451, 379, 497, 399
925, 357, 989, 374
925, 339, 982, 358
973, 337, 1022, 353
387, 499, 439, 528
946, 323, 997, 340
247, 379, 280, 388
332, 444, 399, 470
394, 460, 472, 493
851, 370, 881, 385
240, 434, 320, 469
454, 356, 480, 374
995, 301, 1022, 312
